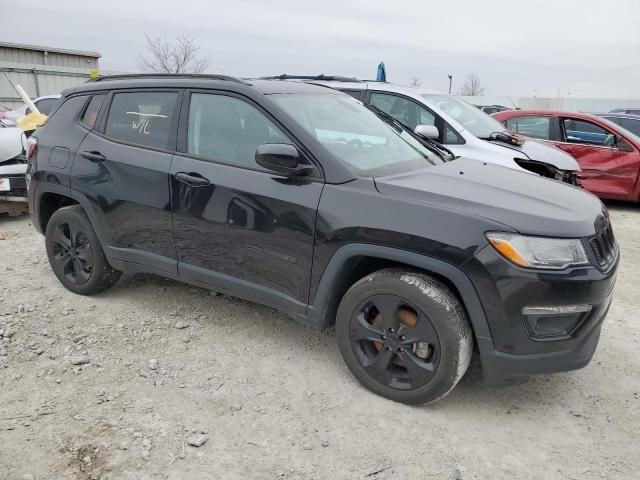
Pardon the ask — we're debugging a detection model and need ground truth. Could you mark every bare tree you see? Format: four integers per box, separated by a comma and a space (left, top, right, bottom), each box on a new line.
410, 76, 423, 87
139, 34, 209, 74
457, 73, 486, 96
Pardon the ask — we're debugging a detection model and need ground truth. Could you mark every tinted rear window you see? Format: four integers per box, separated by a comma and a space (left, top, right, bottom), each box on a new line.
105, 92, 178, 149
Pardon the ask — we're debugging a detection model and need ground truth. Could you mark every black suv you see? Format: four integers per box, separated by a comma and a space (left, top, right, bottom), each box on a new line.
27, 74, 618, 404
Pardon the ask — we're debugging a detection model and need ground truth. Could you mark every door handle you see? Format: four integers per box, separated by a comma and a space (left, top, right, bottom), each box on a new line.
175, 172, 211, 187
81, 151, 107, 162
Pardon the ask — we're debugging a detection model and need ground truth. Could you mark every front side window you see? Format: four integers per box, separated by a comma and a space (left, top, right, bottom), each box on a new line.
561, 118, 611, 146
187, 93, 289, 169
444, 124, 464, 144
421, 94, 506, 139
272, 93, 438, 175
369, 93, 435, 130
505, 116, 551, 140
105, 92, 178, 149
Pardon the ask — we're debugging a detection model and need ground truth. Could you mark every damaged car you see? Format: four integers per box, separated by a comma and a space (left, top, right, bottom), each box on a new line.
0, 124, 29, 216
28, 75, 617, 404
264, 75, 581, 184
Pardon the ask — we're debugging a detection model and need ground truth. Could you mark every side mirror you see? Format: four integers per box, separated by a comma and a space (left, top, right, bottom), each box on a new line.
414, 124, 440, 139
255, 143, 312, 176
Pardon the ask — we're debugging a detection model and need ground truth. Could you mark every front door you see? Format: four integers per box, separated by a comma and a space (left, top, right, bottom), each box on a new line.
554, 117, 640, 199
171, 91, 323, 314
71, 90, 180, 272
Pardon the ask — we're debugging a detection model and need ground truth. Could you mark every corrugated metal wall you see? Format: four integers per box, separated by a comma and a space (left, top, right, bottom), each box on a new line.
0, 44, 99, 69
0, 43, 100, 108
0, 67, 93, 108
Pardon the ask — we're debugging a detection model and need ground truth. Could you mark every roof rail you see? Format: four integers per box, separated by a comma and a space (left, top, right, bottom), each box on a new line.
259, 74, 365, 83
87, 73, 248, 84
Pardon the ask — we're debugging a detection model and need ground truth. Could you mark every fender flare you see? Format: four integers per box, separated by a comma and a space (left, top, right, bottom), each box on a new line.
308, 243, 492, 340
34, 184, 109, 247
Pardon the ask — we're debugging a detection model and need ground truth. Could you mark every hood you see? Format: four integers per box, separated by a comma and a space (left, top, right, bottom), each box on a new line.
489, 137, 580, 172
375, 158, 603, 238
0, 127, 24, 163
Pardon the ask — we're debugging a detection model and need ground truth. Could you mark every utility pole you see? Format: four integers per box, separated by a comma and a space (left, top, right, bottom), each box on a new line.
448, 75, 453, 94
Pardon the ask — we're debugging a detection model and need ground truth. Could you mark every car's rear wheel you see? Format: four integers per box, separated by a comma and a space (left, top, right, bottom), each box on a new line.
336, 269, 472, 404
45, 205, 121, 295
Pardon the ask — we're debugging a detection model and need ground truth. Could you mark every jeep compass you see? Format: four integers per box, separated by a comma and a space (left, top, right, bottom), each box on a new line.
27, 74, 618, 404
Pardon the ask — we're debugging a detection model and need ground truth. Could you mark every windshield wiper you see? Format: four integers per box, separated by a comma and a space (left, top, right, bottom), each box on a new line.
366, 104, 457, 162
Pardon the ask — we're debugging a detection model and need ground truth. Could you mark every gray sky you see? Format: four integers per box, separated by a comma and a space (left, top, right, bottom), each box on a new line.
4, 0, 640, 98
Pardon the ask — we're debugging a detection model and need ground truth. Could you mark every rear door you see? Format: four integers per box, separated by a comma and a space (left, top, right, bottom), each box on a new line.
554, 116, 640, 198
71, 89, 181, 273
170, 90, 323, 314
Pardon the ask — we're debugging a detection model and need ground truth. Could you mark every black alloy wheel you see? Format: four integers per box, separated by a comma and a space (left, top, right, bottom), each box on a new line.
350, 294, 440, 391
336, 269, 473, 405
45, 206, 121, 295
50, 221, 95, 285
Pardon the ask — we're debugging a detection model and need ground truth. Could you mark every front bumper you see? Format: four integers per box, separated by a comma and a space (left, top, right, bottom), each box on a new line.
463, 242, 618, 386
0, 173, 29, 214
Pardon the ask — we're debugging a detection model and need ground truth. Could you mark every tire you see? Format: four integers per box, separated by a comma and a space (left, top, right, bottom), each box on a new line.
336, 268, 473, 405
45, 205, 121, 295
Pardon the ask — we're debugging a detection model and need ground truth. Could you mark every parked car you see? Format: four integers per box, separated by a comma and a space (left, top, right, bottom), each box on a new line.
609, 108, 640, 115
476, 104, 512, 115
3, 94, 61, 125
594, 113, 640, 137
261, 75, 581, 184
494, 110, 640, 201
28, 74, 618, 404
0, 124, 28, 215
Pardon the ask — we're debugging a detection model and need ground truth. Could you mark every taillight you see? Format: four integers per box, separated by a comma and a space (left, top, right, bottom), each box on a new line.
27, 137, 38, 159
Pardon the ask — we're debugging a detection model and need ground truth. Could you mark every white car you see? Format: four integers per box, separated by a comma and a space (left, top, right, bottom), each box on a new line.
2, 94, 60, 125
267, 76, 580, 184
0, 124, 28, 215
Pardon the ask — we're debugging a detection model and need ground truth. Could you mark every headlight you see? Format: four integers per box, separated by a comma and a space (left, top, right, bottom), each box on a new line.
486, 232, 589, 270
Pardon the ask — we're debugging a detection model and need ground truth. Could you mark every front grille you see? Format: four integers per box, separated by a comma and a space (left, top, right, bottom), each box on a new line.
589, 222, 617, 269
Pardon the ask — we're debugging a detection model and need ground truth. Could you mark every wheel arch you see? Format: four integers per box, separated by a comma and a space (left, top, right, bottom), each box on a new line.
34, 185, 107, 246
308, 244, 492, 341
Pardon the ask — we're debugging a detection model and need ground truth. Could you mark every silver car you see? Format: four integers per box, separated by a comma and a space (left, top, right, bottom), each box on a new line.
267, 76, 580, 184
0, 124, 28, 215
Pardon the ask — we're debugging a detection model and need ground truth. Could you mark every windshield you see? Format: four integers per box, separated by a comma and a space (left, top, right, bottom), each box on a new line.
271, 93, 439, 176
421, 94, 507, 139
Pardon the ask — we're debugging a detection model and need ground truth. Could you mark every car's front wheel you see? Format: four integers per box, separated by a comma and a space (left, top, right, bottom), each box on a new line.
45, 205, 121, 295
336, 269, 473, 405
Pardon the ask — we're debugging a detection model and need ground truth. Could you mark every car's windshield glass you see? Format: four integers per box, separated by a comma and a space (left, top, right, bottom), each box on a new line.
271, 93, 439, 176
422, 94, 507, 139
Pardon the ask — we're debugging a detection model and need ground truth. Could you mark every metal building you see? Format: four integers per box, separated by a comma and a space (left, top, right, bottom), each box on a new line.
0, 42, 101, 109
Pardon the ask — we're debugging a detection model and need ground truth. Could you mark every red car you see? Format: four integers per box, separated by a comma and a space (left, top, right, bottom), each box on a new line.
493, 110, 640, 201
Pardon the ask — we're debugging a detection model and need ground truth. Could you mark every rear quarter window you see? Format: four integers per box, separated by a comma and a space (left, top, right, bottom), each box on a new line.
41, 95, 89, 127
104, 92, 178, 149
81, 94, 106, 129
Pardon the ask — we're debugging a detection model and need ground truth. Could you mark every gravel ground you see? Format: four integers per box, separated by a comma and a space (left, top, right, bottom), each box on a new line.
0, 202, 639, 480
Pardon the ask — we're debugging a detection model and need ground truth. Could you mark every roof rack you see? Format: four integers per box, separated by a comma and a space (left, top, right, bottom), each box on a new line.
259, 74, 365, 83
87, 73, 248, 84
